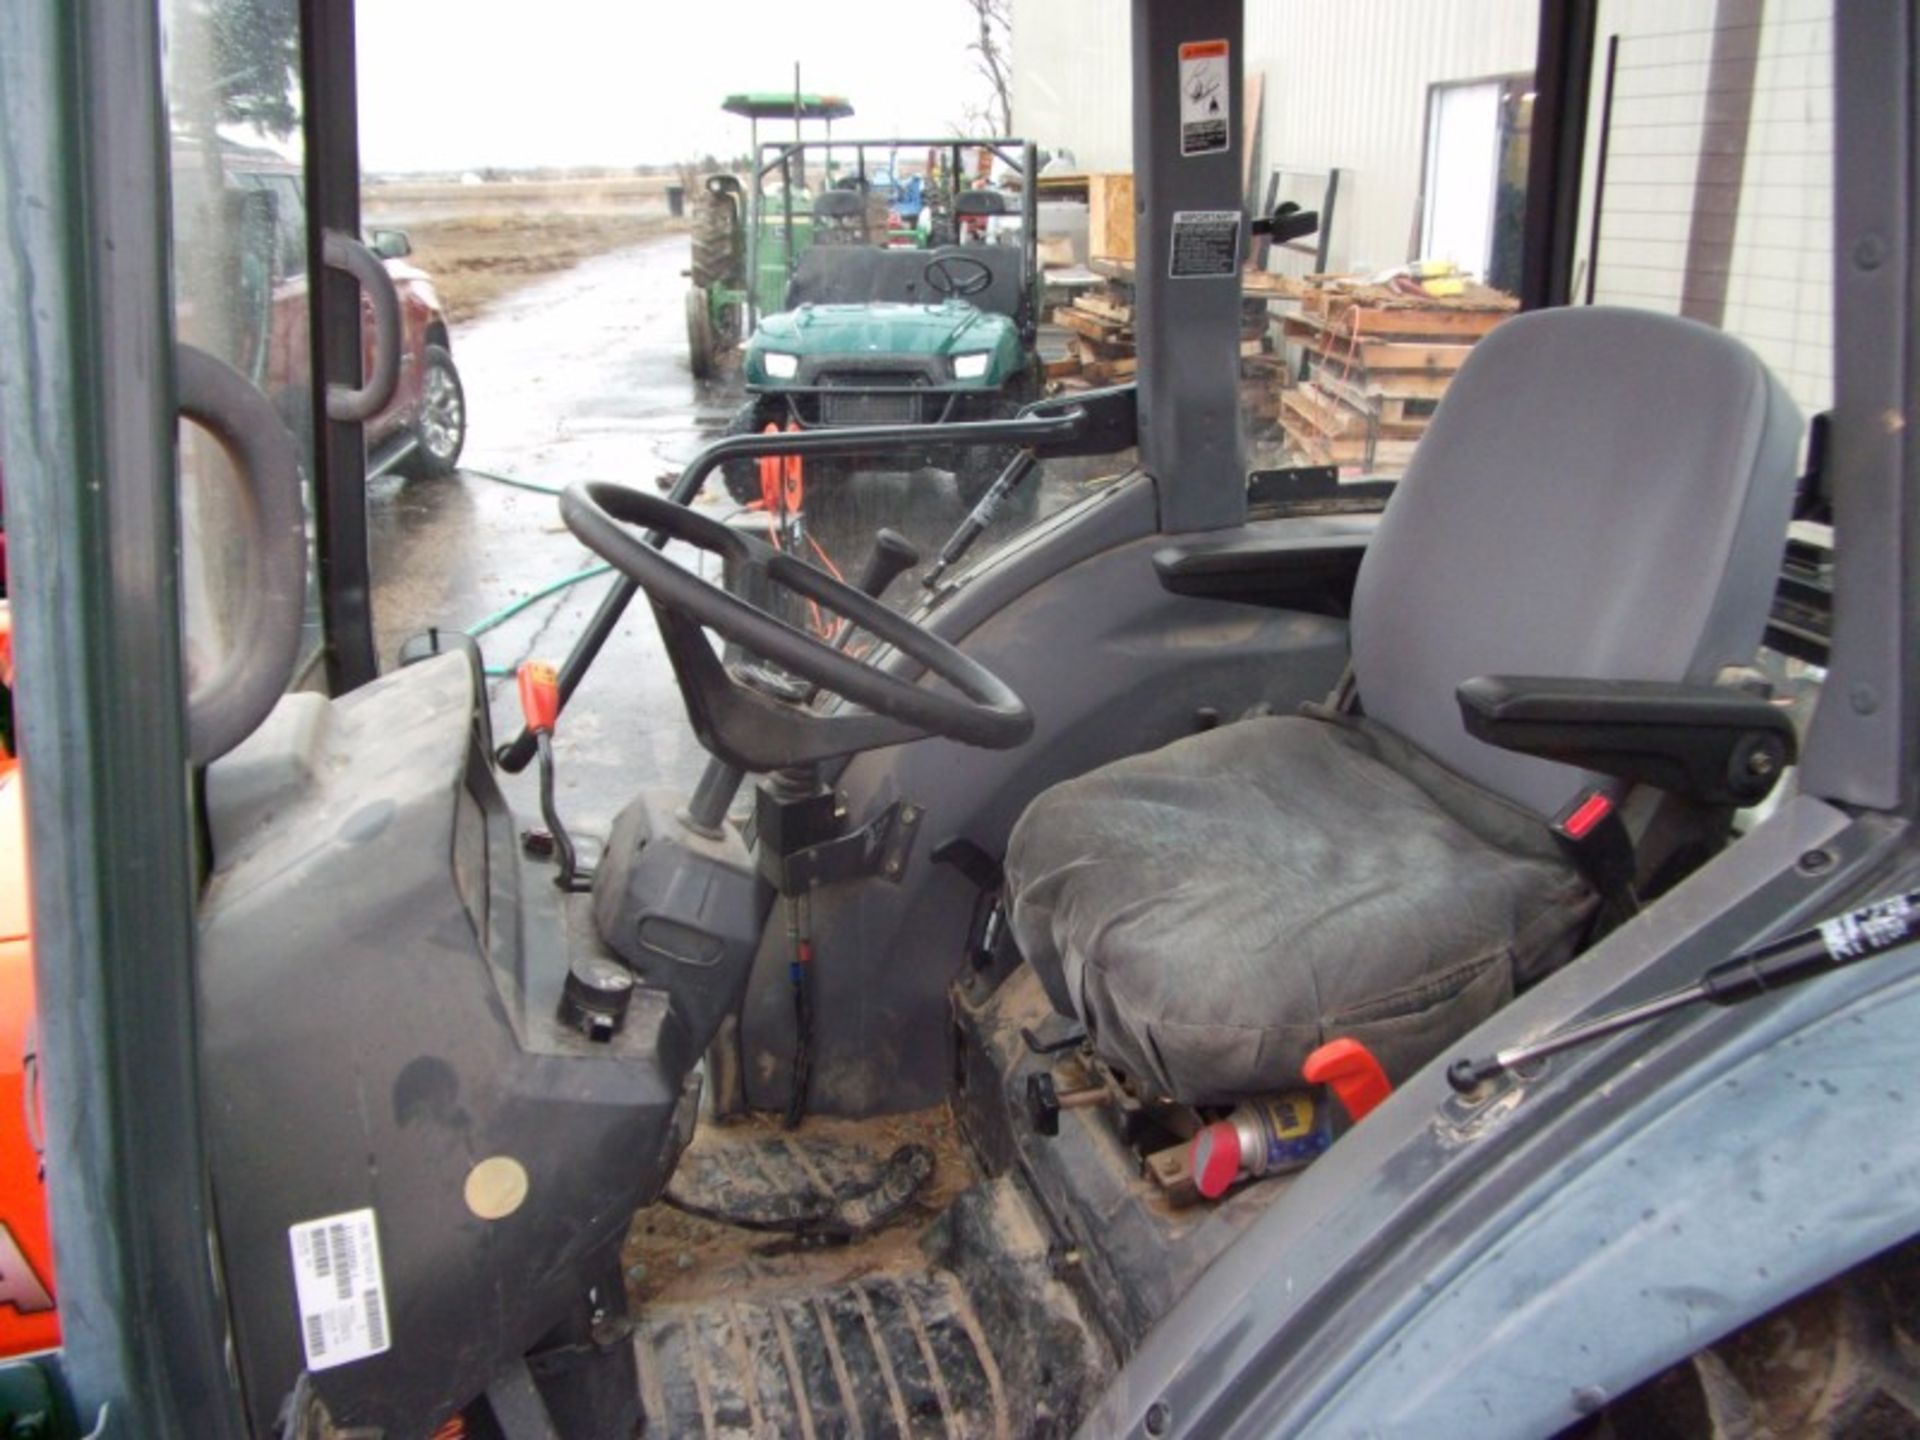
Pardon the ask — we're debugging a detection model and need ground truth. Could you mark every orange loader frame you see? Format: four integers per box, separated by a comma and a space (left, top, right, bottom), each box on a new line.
0, 607, 60, 1356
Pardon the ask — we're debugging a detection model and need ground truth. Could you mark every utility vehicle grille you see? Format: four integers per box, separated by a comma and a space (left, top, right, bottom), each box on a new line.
819, 374, 927, 426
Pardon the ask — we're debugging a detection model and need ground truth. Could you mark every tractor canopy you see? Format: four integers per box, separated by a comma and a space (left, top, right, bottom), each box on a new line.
721, 93, 854, 123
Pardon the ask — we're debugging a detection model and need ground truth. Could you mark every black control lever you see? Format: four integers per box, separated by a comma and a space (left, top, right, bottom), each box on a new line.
1251, 201, 1320, 246
803, 529, 921, 701
1448, 890, 1920, 1092
852, 528, 921, 604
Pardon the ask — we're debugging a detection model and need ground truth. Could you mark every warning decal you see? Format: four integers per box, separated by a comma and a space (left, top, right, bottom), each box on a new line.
289, 1208, 391, 1371
1179, 39, 1230, 157
1169, 210, 1242, 279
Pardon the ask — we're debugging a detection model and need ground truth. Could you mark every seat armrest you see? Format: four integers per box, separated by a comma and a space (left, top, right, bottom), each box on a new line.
1457, 675, 1797, 807
1152, 532, 1369, 613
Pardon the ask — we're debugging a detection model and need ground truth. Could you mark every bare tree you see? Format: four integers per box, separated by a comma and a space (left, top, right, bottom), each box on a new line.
963, 0, 1013, 136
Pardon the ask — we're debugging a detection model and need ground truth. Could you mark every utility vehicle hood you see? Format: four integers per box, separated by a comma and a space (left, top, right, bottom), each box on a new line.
753, 301, 1015, 361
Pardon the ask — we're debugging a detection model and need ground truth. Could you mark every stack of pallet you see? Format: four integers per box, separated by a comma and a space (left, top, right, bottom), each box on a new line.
1045, 259, 1287, 395
1278, 279, 1516, 474
1048, 279, 1138, 386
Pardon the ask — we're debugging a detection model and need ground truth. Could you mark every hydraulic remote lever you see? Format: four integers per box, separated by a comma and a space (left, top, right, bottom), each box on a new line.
518, 660, 593, 893
1448, 890, 1920, 1092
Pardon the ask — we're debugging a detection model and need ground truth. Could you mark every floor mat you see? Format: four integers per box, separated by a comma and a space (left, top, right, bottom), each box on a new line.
627, 1110, 1110, 1438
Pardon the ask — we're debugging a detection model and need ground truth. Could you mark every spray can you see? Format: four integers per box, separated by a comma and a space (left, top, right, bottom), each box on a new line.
1190, 1090, 1333, 1200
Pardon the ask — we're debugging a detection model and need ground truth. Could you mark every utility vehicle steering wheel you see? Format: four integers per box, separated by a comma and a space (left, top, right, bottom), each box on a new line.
924, 253, 995, 299
561, 482, 1032, 770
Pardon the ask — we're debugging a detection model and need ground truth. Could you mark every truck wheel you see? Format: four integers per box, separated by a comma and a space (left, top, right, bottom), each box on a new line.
687, 289, 717, 381
400, 344, 466, 479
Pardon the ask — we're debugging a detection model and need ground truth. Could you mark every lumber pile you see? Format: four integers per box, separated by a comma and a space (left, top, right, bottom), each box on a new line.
1046, 282, 1138, 386
1277, 277, 1516, 474
1044, 258, 1287, 407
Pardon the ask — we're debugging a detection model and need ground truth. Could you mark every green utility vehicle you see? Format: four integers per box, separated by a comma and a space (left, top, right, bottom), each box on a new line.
694, 131, 1043, 507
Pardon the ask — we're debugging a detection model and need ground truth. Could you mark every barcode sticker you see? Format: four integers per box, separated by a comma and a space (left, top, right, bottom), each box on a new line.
288, 1208, 391, 1371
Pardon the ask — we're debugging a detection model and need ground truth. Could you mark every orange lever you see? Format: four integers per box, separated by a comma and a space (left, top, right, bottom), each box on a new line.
517, 661, 560, 735
1303, 1038, 1392, 1124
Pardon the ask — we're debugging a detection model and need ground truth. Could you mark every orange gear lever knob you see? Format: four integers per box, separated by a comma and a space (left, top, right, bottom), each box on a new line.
517, 661, 560, 735
1302, 1037, 1392, 1124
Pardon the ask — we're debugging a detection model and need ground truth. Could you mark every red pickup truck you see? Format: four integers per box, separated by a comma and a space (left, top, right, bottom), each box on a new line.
194, 140, 467, 479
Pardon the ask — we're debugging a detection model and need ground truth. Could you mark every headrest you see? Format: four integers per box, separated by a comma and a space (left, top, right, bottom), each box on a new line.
813, 190, 865, 219
955, 190, 1010, 217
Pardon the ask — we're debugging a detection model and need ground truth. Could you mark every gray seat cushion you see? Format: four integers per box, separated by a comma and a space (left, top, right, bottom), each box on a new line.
1005, 711, 1595, 1103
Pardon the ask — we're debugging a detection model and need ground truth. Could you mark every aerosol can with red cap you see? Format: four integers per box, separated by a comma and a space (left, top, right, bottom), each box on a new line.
1189, 1039, 1394, 1201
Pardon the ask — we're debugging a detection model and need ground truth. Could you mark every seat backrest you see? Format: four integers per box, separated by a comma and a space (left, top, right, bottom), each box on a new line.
812, 189, 865, 220
954, 189, 1010, 217
1349, 306, 1802, 818
786, 247, 935, 308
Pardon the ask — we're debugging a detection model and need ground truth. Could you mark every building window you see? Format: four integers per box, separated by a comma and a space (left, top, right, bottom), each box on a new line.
1419, 74, 1533, 293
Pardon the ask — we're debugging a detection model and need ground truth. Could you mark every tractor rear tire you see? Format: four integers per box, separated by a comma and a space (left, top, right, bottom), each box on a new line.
1573, 1237, 1920, 1439
687, 289, 717, 382
690, 183, 742, 291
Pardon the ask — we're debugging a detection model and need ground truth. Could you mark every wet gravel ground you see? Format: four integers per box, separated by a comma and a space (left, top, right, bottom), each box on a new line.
368, 233, 1094, 839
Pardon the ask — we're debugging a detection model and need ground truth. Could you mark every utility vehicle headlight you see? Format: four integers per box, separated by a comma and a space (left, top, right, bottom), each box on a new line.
952, 351, 992, 380
762, 351, 800, 380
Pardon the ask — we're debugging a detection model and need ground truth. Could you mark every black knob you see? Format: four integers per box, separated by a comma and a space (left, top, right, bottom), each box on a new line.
855, 528, 921, 599
560, 957, 634, 1042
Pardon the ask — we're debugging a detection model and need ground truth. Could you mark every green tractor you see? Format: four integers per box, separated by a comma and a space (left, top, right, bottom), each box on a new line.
684, 92, 854, 384
692, 127, 1043, 508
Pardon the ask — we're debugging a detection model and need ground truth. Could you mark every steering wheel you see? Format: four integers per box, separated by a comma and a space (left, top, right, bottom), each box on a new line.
924, 253, 995, 299
561, 482, 1033, 770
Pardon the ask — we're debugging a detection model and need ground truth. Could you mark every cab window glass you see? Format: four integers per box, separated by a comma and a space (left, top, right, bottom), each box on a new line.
163, 0, 318, 694
1225, 7, 1541, 480
1573, 0, 1835, 804
353, 5, 1110, 738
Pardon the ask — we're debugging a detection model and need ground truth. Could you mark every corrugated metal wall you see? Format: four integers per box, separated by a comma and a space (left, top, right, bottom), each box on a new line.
1011, 0, 1134, 173
1011, 0, 1539, 271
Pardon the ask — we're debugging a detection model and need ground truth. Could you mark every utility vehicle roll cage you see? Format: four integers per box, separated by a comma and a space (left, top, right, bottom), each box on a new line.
746, 136, 1040, 331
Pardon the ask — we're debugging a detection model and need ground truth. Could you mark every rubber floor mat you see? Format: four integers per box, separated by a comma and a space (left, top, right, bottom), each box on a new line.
627, 1113, 1109, 1437
637, 1269, 1010, 1438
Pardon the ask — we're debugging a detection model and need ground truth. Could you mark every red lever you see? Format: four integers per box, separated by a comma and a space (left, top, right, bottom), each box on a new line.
517, 661, 560, 735
1303, 1038, 1392, 1124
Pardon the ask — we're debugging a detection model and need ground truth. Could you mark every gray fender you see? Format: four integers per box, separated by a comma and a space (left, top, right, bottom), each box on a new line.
1088, 797, 1920, 1438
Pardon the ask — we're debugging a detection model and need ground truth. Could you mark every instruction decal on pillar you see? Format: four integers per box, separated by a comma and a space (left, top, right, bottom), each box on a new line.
1169, 211, 1242, 279
1179, 39, 1230, 157
289, 1207, 392, 1371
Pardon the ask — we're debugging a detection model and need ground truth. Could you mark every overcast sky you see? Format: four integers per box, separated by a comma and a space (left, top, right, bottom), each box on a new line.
356, 1, 1000, 173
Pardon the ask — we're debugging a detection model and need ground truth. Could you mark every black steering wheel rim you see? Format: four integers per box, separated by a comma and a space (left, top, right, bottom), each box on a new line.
924, 252, 994, 298
560, 481, 1032, 754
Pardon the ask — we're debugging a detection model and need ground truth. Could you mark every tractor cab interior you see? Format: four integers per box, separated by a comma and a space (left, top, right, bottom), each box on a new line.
6, 2, 1914, 1439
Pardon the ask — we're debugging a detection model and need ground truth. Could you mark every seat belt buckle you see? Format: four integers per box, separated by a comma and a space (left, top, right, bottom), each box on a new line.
1554, 787, 1614, 841
1551, 785, 1639, 919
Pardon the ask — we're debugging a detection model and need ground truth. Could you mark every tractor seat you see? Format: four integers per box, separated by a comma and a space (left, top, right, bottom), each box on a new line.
1004, 307, 1803, 1104
954, 189, 1011, 217
811, 188, 868, 246
812, 189, 865, 220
